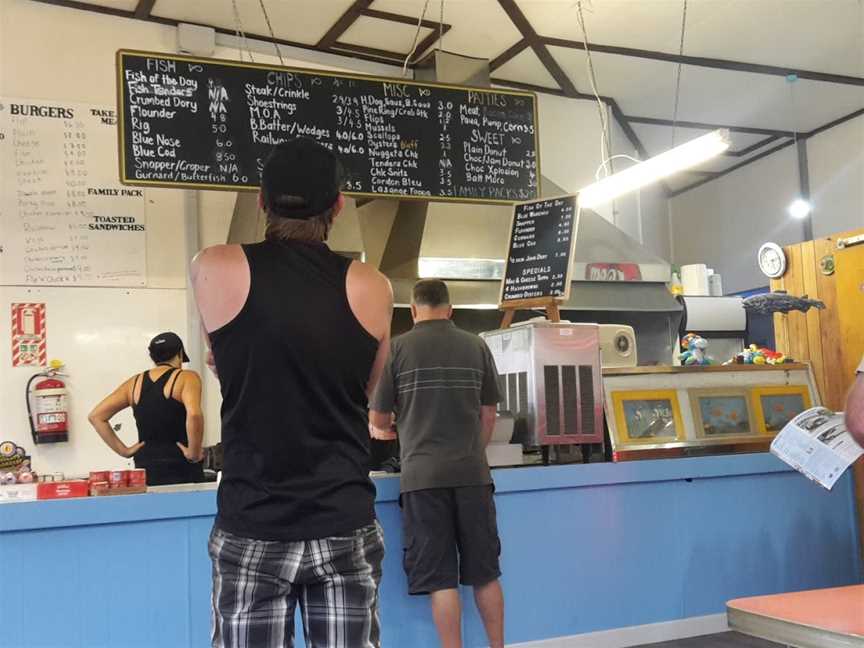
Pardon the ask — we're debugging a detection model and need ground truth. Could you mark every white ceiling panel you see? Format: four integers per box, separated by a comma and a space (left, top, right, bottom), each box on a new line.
518, 0, 864, 78
493, 47, 559, 89
368, 0, 522, 60
549, 46, 864, 131
152, 0, 355, 46
340, 15, 432, 54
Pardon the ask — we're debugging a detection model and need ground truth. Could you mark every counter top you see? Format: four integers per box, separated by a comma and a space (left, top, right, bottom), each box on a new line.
0, 453, 793, 533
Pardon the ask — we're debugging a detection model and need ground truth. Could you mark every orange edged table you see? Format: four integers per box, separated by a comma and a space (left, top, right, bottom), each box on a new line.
728, 585, 864, 647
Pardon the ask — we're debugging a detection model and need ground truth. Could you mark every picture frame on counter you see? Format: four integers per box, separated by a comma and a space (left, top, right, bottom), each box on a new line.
689, 388, 756, 439
751, 385, 812, 436
611, 390, 684, 445
601, 364, 821, 461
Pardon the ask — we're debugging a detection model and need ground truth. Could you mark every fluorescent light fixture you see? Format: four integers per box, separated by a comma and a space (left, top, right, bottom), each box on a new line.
788, 198, 812, 219
578, 129, 731, 209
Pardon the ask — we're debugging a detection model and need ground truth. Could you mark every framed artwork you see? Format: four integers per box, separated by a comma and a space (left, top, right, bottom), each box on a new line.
611, 390, 684, 445
689, 388, 756, 439
751, 385, 812, 435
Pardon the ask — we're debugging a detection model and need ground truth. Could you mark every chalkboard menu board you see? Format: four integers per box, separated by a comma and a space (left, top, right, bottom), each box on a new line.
116, 50, 539, 204
500, 195, 578, 304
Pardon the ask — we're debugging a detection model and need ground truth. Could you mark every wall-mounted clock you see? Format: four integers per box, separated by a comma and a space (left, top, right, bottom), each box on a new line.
757, 242, 787, 279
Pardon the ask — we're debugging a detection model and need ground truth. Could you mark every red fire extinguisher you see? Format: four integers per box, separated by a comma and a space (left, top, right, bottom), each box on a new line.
26, 361, 69, 444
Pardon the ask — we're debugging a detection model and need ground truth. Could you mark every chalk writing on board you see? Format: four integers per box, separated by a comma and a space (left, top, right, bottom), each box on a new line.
501, 196, 578, 303
0, 98, 146, 287
117, 50, 540, 204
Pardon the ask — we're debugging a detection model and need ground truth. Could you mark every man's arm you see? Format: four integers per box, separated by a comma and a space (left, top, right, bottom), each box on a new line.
369, 349, 397, 441
176, 372, 204, 462
480, 405, 497, 447
479, 344, 502, 447
346, 260, 394, 397
845, 372, 864, 449
88, 379, 144, 458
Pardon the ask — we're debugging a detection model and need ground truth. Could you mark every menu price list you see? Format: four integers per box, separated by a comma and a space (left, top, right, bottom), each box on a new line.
0, 98, 146, 287
501, 196, 577, 303
119, 51, 540, 203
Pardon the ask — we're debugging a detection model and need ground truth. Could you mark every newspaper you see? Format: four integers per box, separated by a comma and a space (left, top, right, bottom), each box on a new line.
770, 407, 864, 490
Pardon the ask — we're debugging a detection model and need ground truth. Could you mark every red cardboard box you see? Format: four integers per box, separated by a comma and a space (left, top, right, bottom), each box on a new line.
89, 470, 110, 483
108, 470, 126, 488
37, 480, 90, 500
126, 469, 146, 487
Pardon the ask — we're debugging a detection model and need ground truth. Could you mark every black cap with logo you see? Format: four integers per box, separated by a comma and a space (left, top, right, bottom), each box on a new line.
148, 332, 190, 363
260, 137, 344, 220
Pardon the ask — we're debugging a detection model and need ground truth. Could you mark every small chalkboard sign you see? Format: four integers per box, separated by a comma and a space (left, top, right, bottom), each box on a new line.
499, 195, 578, 325
116, 50, 539, 205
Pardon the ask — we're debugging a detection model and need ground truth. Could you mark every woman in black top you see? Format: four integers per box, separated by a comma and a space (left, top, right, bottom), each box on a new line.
89, 332, 204, 486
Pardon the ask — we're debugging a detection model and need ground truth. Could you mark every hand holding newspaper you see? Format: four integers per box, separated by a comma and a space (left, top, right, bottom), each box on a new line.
770, 407, 864, 490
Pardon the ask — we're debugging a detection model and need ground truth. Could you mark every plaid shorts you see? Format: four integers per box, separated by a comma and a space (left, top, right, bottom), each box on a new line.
209, 522, 384, 648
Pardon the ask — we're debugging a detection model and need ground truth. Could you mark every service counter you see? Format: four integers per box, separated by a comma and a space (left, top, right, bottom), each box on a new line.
1, 454, 861, 647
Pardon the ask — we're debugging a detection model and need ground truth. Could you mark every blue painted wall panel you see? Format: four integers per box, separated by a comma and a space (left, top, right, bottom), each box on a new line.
0, 457, 860, 648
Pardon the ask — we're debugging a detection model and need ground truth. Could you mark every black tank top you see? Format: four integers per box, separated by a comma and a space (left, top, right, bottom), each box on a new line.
131, 368, 187, 465
210, 239, 379, 541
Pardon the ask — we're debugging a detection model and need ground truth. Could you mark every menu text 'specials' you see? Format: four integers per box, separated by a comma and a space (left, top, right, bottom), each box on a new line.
117, 50, 540, 204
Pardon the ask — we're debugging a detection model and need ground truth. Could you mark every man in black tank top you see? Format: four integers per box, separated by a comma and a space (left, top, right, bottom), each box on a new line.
192, 139, 393, 648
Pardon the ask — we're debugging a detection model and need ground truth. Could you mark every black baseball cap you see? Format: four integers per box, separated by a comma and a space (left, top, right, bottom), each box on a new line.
261, 138, 343, 220
148, 332, 190, 363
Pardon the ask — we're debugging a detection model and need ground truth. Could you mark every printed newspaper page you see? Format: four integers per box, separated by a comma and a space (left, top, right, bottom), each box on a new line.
770, 407, 864, 490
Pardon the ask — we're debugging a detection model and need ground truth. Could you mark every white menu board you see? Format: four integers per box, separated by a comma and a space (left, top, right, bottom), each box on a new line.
1, 97, 146, 286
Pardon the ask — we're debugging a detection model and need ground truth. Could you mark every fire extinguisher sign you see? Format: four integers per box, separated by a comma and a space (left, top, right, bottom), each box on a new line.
11, 303, 47, 368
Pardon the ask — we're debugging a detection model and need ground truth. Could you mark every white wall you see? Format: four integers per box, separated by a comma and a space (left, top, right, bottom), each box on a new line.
0, 0, 674, 476
808, 113, 864, 237
670, 146, 807, 293
0, 0, 194, 475
670, 113, 864, 293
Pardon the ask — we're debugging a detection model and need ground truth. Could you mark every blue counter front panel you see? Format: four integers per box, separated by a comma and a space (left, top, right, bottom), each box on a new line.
0, 455, 860, 647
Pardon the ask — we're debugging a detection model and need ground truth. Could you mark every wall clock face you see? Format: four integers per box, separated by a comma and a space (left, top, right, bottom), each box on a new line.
758, 242, 787, 279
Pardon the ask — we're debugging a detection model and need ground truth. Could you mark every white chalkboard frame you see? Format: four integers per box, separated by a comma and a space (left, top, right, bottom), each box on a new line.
115, 49, 541, 206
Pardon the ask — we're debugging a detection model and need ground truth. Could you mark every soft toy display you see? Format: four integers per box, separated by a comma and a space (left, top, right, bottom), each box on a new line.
679, 333, 712, 366
730, 344, 789, 365
0, 440, 35, 485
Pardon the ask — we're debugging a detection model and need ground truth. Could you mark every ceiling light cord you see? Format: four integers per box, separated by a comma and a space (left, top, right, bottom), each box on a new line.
257, 0, 284, 65
671, 0, 688, 147
438, 0, 445, 53
575, 1, 612, 177
594, 154, 641, 181
402, 0, 431, 77
230, 0, 255, 63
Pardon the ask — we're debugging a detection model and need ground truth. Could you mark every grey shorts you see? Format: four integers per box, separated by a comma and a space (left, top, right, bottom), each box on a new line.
401, 484, 501, 595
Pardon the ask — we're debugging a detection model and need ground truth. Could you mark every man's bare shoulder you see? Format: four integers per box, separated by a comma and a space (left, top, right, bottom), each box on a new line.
348, 260, 393, 298
192, 244, 245, 273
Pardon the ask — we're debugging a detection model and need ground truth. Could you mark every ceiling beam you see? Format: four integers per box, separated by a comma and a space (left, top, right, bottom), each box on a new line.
805, 106, 864, 138
726, 135, 781, 157
316, 0, 374, 49
669, 139, 797, 197
490, 39, 529, 71
330, 42, 405, 63
624, 115, 795, 138
133, 0, 156, 19
413, 23, 453, 61
496, 0, 579, 97
543, 36, 864, 87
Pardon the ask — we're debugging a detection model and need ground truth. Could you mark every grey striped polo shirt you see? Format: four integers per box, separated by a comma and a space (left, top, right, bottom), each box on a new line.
371, 319, 501, 493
